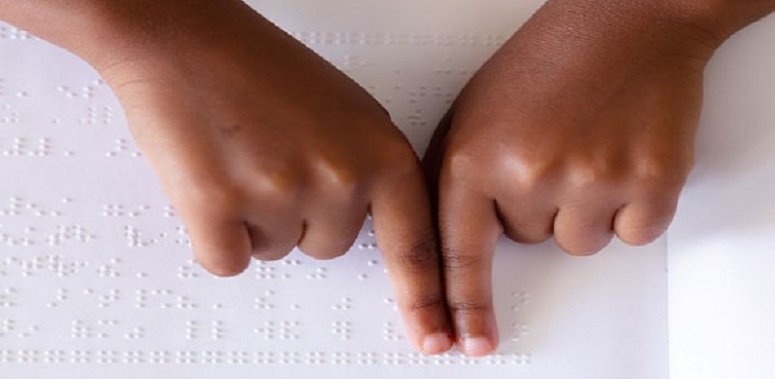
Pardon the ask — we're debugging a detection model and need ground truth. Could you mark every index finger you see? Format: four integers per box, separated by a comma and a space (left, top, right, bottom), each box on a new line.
439, 183, 502, 356
370, 167, 453, 355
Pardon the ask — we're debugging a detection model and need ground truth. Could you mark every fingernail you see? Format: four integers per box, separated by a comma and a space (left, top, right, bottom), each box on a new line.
461, 337, 494, 357
422, 333, 452, 355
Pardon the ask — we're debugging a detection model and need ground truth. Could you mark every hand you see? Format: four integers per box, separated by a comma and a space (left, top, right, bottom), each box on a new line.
424, 0, 726, 356
88, 1, 451, 354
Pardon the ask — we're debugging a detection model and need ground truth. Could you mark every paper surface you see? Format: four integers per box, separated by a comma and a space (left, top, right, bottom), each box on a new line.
0, 1, 667, 378
668, 14, 775, 379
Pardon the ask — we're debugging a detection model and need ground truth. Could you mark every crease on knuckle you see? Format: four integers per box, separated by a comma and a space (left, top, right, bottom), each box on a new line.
447, 299, 490, 315
396, 236, 439, 272
441, 247, 481, 271
405, 294, 445, 313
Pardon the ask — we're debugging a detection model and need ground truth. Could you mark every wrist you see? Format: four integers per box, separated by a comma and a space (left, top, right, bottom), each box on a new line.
527, 0, 774, 70
650, 0, 775, 44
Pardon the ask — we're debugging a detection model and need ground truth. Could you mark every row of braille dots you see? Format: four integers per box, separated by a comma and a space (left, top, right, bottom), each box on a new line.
355, 227, 377, 247
363, 82, 459, 116
254, 321, 300, 341
185, 320, 226, 340
178, 260, 200, 279
0, 225, 79, 249
101, 203, 174, 218
0, 227, 34, 247
253, 261, 329, 280
0, 350, 531, 365
331, 321, 352, 340
47, 287, 68, 308
56, 80, 104, 100
135, 289, 198, 309
289, 31, 507, 47
84, 287, 121, 308
0, 25, 33, 40
103, 204, 150, 217
0, 319, 39, 339
0, 287, 15, 307
382, 322, 403, 342
1, 255, 88, 278
0, 196, 63, 217
0, 103, 19, 124
241, 258, 377, 281
123, 225, 190, 248
70, 320, 145, 340
406, 85, 456, 104
48, 224, 95, 246
78, 105, 113, 125
0, 137, 52, 157
254, 260, 293, 280
254, 290, 277, 310
95, 257, 121, 279
252, 291, 301, 311
105, 138, 141, 158
508, 291, 530, 342
511, 291, 529, 312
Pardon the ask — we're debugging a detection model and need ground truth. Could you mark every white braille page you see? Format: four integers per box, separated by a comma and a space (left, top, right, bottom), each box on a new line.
0, 1, 667, 378
668, 14, 775, 379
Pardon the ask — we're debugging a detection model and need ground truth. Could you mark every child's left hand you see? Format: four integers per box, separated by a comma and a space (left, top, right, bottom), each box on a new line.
424, 0, 727, 356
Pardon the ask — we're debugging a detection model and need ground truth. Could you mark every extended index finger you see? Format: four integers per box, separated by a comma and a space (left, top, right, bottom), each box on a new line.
439, 182, 502, 357
370, 167, 453, 355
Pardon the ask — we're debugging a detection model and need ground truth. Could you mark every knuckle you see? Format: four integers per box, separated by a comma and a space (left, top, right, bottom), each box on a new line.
396, 236, 440, 271
502, 152, 560, 192
405, 294, 446, 313
566, 158, 623, 188
441, 247, 482, 270
313, 156, 363, 195
632, 155, 693, 190
447, 299, 490, 315
254, 169, 301, 200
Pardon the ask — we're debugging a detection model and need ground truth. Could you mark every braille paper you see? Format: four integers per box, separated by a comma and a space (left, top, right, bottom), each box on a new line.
0, 1, 667, 378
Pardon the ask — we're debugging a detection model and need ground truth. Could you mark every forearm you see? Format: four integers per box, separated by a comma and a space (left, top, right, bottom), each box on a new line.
0, 0, 267, 71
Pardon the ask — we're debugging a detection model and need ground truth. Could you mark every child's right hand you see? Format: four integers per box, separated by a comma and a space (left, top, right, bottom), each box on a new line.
65, 0, 451, 354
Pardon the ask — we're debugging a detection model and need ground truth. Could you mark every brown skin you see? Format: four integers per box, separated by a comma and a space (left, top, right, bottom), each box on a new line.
0, 0, 452, 355
424, 0, 775, 356
2, 0, 774, 357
